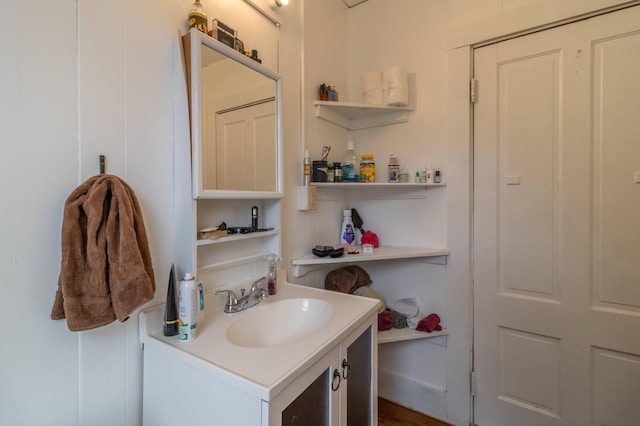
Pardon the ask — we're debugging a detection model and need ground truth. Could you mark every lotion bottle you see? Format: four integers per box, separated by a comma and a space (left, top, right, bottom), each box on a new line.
178, 273, 198, 342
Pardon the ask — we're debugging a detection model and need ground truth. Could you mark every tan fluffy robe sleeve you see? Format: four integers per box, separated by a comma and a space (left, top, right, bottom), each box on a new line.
51, 174, 155, 331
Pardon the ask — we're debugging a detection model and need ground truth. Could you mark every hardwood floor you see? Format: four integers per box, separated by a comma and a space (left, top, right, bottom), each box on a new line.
378, 398, 452, 426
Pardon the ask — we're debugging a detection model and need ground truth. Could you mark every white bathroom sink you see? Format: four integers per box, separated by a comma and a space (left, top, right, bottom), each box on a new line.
226, 298, 334, 348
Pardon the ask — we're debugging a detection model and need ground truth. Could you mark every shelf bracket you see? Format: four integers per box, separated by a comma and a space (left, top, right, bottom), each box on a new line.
293, 263, 328, 278
314, 104, 410, 131
416, 255, 448, 265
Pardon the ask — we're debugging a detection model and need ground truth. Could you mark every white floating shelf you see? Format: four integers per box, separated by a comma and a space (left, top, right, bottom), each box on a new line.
291, 245, 448, 277
314, 101, 413, 130
312, 182, 445, 189
196, 230, 279, 247
378, 327, 448, 344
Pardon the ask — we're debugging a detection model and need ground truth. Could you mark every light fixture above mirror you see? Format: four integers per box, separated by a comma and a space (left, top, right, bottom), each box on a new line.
269, 0, 289, 8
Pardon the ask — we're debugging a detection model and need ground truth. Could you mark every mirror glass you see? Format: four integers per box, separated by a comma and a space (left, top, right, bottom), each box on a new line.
189, 30, 281, 197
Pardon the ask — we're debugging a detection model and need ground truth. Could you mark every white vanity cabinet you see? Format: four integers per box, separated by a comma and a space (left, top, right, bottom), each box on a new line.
268, 319, 376, 425
140, 283, 379, 426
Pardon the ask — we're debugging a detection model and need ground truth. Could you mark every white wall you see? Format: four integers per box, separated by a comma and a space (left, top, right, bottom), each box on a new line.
294, 1, 638, 425
0, 0, 297, 425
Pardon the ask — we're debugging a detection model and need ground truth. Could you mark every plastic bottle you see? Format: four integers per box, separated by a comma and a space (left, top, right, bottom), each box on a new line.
267, 255, 278, 295
342, 141, 358, 182
340, 209, 356, 245
426, 165, 434, 184
388, 155, 400, 183
188, 0, 208, 34
303, 149, 311, 185
162, 264, 179, 336
178, 273, 198, 342
360, 154, 375, 182
434, 170, 441, 183
333, 162, 343, 183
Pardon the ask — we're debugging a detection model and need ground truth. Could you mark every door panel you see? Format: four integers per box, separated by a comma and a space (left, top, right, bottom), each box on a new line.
473, 6, 640, 426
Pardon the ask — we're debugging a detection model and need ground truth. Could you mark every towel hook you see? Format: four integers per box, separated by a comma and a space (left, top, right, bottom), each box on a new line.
99, 155, 106, 174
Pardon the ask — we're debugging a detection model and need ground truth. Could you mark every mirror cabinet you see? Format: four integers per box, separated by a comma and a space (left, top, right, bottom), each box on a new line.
176, 28, 282, 290
183, 28, 282, 198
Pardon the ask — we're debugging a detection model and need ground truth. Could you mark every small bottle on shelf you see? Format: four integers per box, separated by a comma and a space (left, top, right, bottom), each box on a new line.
188, 0, 208, 34
333, 162, 343, 183
340, 209, 356, 245
426, 165, 434, 184
342, 141, 358, 182
303, 149, 311, 185
360, 154, 375, 182
388, 155, 400, 183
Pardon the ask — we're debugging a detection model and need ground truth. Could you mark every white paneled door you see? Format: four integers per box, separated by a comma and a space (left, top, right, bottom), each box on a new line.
473, 6, 640, 426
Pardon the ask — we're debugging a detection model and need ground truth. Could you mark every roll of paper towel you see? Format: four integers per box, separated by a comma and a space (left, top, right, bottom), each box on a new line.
361, 71, 383, 105
383, 66, 408, 106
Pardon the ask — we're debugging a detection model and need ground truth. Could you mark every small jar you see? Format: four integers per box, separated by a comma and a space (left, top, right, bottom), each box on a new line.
333, 162, 343, 183
327, 163, 334, 182
327, 84, 338, 101
360, 154, 375, 183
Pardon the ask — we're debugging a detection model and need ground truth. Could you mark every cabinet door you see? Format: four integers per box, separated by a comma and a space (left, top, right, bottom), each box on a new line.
267, 345, 340, 425
340, 318, 377, 426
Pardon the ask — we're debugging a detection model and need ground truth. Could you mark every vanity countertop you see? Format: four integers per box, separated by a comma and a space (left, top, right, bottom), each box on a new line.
139, 282, 380, 401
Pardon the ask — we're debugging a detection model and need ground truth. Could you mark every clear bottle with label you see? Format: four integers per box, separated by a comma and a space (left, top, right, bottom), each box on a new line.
342, 141, 358, 182
340, 209, 356, 245
178, 273, 198, 342
188, 0, 208, 34
360, 154, 375, 183
267, 255, 278, 295
388, 155, 400, 183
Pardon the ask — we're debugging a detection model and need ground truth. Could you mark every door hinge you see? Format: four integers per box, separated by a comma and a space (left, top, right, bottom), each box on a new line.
470, 79, 478, 104
471, 371, 476, 396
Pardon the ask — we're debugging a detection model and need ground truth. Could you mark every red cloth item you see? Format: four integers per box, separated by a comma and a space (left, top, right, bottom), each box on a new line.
378, 310, 394, 331
416, 313, 442, 333
361, 230, 380, 248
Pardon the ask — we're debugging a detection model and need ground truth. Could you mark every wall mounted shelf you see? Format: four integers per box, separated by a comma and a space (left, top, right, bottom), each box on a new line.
314, 101, 413, 130
312, 182, 445, 189
291, 245, 449, 277
378, 328, 448, 345
196, 230, 279, 247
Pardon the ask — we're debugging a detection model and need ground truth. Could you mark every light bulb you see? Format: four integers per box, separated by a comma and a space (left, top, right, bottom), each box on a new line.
269, 0, 288, 9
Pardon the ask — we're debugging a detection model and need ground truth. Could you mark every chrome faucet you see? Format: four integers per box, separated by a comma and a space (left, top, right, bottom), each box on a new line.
215, 277, 268, 313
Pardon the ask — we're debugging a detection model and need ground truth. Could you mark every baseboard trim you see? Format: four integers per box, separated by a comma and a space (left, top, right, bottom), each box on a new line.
378, 368, 448, 419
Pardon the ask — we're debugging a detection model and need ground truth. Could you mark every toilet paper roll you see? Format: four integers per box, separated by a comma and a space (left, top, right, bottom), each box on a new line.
362, 88, 383, 105
361, 71, 383, 105
383, 66, 408, 106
